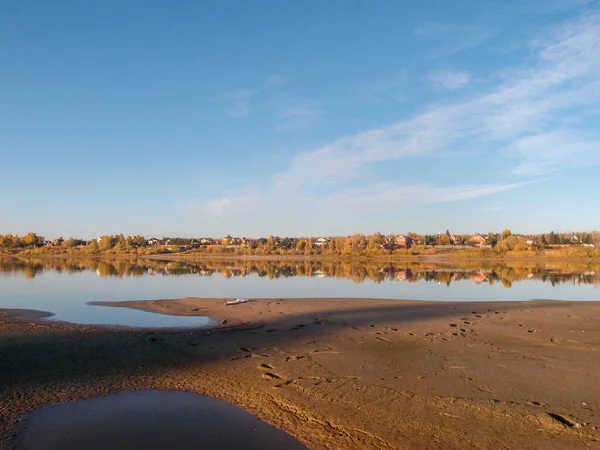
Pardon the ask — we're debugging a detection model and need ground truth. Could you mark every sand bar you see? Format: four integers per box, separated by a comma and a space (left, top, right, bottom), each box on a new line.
2, 297, 600, 449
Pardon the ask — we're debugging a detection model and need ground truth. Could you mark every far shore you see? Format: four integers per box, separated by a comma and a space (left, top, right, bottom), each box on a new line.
2, 251, 600, 263
2, 297, 600, 449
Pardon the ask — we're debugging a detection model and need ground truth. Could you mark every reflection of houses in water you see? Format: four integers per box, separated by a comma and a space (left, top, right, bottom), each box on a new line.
395, 268, 412, 281
378, 266, 413, 281
470, 273, 487, 283
5, 257, 600, 288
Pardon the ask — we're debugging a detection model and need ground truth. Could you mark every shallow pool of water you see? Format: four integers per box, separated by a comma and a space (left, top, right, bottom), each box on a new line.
14, 390, 307, 450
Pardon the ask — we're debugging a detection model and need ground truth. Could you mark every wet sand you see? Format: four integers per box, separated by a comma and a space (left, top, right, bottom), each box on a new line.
2, 298, 600, 449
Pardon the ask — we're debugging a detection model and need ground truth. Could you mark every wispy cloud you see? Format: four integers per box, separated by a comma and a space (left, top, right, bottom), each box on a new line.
427, 69, 471, 90
197, 10, 600, 231
510, 130, 600, 175
186, 182, 529, 235
272, 10, 600, 185
223, 77, 323, 130
272, 96, 324, 131
484, 206, 510, 212
312, 182, 530, 213
362, 71, 408, 103
223, 89, 255, 118
415, 23, 497, 60
222, 75, 287, 118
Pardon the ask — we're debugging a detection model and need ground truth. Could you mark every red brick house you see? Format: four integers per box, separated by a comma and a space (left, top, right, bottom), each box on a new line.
395, 235, 414, 249
470, 273, 487, 283
468, 234, 487, 246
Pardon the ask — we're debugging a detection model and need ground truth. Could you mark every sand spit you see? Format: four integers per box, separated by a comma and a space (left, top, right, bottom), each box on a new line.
2, 298, 600, 449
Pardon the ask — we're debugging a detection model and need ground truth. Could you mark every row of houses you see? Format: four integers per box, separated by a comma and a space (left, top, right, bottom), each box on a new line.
144, 234, 491, 250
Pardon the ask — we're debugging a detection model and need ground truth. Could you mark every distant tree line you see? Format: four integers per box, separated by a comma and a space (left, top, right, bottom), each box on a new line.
1, 230, 599, 257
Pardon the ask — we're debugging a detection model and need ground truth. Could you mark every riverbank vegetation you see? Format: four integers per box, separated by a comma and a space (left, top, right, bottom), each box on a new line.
1, 230, 599, 259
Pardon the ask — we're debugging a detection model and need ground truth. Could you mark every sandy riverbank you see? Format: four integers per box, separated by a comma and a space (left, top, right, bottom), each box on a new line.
2, 298, 600, 449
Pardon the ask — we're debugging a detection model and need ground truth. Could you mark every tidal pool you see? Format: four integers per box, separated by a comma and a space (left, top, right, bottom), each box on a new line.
14, 390, 307, 450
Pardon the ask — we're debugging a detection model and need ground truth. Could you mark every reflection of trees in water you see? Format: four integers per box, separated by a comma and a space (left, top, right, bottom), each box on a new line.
1, 257, 600, 288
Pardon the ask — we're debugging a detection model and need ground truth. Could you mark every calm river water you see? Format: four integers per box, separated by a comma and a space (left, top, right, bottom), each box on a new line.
1, 256, 599, 327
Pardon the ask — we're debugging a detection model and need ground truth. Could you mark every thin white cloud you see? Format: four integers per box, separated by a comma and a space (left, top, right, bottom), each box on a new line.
427, 70, 472, 90
224, 90, 255, 117
274, 10, 600, 186
264, 95, 324, 131
222, 75, 287, 118
414, 23, 497, 60
196, 10, 600, 231
185, 181, 531, 236
510, 130, 600, 175
362, 71, 408, 103
312, 182, 530, 213
223, 77, 323, 130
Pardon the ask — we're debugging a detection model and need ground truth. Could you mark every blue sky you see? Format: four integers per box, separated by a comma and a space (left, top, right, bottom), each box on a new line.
1, 0, 599, 239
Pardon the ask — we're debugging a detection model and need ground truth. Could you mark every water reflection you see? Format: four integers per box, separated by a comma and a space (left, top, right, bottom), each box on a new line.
2, 256, 599, 288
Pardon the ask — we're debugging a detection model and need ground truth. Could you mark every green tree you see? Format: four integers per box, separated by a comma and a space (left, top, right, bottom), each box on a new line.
132, 235, 147, 247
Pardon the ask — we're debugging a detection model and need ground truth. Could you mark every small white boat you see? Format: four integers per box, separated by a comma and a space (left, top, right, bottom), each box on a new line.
225, 298, 249, 306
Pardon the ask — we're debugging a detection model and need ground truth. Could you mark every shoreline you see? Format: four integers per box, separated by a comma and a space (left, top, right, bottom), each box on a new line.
3, 252, 600, 263
2, 297, 600, 448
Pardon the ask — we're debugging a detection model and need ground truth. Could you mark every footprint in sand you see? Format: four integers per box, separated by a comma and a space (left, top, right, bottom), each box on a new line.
289, 324, 306, 331
526, 400, 546, 407
257, 363, 284, 382
229, 354, 253, 361
262, 372, 282, 381
259, 363, 275, 369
